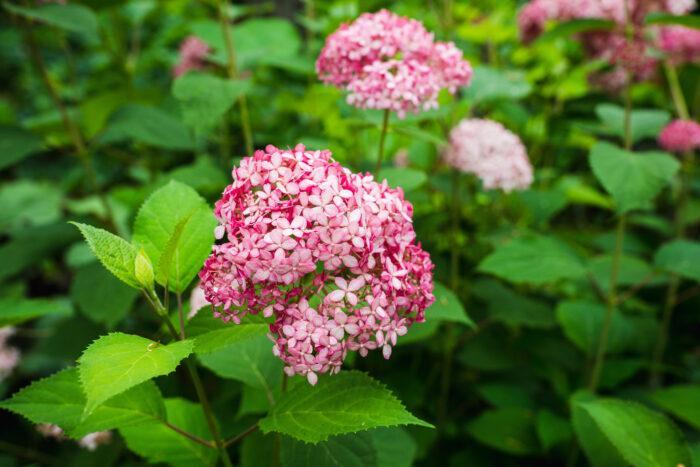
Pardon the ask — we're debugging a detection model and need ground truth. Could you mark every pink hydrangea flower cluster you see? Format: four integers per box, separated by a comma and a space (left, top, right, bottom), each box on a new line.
37, 424, 112, 451
0, 327, 20, 381
173, 36, 210, 78
517, 0, 697, 89
443, 119, 534, 192
658, 119, 700, 153
659, 26, 700, 64
199, 144, 435, 384
316, 9, 472, 118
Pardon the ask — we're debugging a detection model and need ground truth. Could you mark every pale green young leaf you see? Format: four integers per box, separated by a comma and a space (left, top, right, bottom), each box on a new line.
478, 234, 586, 285
579, 398, 691, 467
119, 398, 216, 467
654, 240, 700, 282
0, 297, 72, 327
173, 73, 251, 134
133, 181, 216, 293
589, 142, 679, 213
259, 371, 432, 443
463, 65, 532, 103
78, 333, 193, 414
0, 368, 165, 438
71, 222, 140, 289
428, 282, 474, 326
650, 384, 700, 430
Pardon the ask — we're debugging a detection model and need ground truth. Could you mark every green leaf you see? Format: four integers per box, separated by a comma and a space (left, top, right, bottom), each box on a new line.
199, 335, 282, 404
428, 282, 474, 326
571, 391, 627, 467
173, 73, 251, 134
589, 142, 680, 213
70, 262, 139, 327
0, 181, 62, 234
259, 371, 432, 443
471, 279, 555, 329
536, 410, 572, 451
281, 432, 378, 467
466, 408, 538, 455
376, 167, 428, 192
478, 234, 586, 285
71, 222, 140, 289
119, 398, 216, 467
0, 126, 43, 170
556, 176, 614, 210
654, 240, 700, 282
645, 13, 700, 29
3, 3, 99, 40
595, 104, 671, 144
0, 297, 72, 326
463, 66, 532, 103
187, 313, 270, 354
556, 301, 656, 356
132, 181, 216, 292
0, 368, 165, 438
99, 104, 195, 151
371, 427, 417, 467
536, 18, 615, 42
579, 398, 691, 467
650, 384, 700, 430
588, 255, 654, 292
78, 333, 193, 414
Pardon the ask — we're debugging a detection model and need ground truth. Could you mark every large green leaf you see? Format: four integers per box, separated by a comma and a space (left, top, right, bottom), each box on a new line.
259, 371, 432, 443
536, 410, 572, 451
119, 398, 216, 467
0, 297, 72, 327
71, 222, 140, 289
471, 279, 555, 328
70, 262, 139, 327
0, 368, 165, 438
99, 104, 194, 150
0, 126, 43, 170
478, 234, 586, 285
377, 168, 428, 192
650, 385, 700, 430
199, 335, 282, 404
595, 104, 671, 144
588, 255, 654, 292
173, 73, 251, 134
0, 181, 62, 234
4, 3, 99, 40
579, 398, 691, 467
187, 313, 269, 354
463, 66, 532, 103
132, 181, 216, 292
571, 391, 627, 467
281, 432, 378, 467
466, 408, 538, 455
78, 333, 193, 413
589, 142, 679, 213
645, 13, 700, 28
654, 240, 700, 282
428, 282, 474, 326
556, 301, 656, 356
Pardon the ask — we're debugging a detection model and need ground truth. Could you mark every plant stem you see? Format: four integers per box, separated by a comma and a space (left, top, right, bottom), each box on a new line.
224, 423, 259, 447
163, 421, 214, 448
219, 1, 253, 155
177, 291, 186, 339
664, 62, 689, 120
375, 109, 390, 175
450, 171, 461, 291
145, 289, 233, 467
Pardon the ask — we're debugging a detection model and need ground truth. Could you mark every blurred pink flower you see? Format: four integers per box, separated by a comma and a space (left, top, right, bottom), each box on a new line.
37, 424, 112, 451
0, 327, 20, 381
444, 119, 534, 192
659, 119, 700, 153
199, 144, 435, 384
658, 26, 700, 64
188, 284, 210, 319
173, 36, 210, 77
316, 9, 472, 118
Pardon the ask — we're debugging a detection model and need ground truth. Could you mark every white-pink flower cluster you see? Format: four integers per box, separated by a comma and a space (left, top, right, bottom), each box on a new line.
658, 119, 700, 153
37, 424, 112, 451
316, 9, 472, 118
199, 144, 435, 384
517, 0, 697, 89
0, 327, 20, 381
172, 36, 210, 78
444, 119, 534, 192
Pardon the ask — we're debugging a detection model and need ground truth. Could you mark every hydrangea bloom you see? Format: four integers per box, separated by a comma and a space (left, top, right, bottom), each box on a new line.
658, 119, 700, 153
443, 119, 534, 192
199, 144, 435, 384
0, 327, 20, 381
37, 424, 112, 451
173, 36, 210, 77
316, 9, 472, 118
517, 0, 697, 89
659, 26, 700, 64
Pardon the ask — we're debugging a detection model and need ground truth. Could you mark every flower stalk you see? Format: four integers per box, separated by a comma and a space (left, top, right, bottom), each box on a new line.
376, 109, 391, 175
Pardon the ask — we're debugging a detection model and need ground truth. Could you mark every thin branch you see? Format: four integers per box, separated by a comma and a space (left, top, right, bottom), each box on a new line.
675, 284, 700, 306
224, 423, 259, 448
616, 272, 656, 305
163, 421, 215, 449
